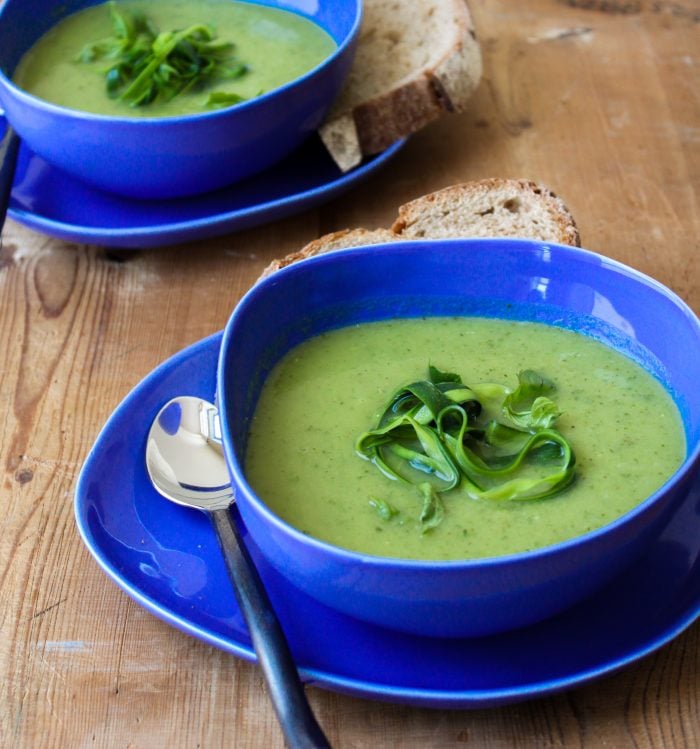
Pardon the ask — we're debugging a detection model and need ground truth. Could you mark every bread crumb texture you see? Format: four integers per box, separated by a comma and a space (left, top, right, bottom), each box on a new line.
336, 2, 461, 105
258, 228, 398, 279
320, 0, 482, 169
393, 180, 581, 246
257, 179, 581, 281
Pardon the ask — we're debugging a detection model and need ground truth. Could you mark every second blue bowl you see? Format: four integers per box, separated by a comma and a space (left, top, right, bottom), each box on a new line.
0, 0, 361, 198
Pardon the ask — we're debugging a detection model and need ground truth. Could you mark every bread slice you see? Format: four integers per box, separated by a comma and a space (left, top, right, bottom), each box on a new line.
257, 179, 581, 280
319, 0, 482, 171
259, 228, 397, 279
393, 180, 581, 246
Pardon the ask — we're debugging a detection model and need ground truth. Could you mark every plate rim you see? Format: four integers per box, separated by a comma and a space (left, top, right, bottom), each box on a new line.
4, 118, 406, 248
74, 331, 700, 708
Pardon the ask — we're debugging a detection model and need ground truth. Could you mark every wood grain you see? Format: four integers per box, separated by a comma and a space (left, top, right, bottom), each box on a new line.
1, 1, 698, 747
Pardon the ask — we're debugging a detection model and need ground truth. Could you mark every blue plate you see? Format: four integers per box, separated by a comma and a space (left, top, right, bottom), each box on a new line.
2, 114, 405, 249
74, 333, 700, 709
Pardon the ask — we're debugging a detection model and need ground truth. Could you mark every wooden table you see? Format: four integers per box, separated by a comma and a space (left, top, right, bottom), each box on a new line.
2, 1, 698, 746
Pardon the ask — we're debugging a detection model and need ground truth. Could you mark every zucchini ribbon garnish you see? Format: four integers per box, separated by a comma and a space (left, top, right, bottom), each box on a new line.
356, 366, 576, 532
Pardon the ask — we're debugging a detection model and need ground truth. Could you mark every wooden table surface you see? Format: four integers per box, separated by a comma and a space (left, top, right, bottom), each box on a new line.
1, 1, 698, 747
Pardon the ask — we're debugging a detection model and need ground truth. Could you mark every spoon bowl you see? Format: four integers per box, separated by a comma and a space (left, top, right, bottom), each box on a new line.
146, 396, 231, 510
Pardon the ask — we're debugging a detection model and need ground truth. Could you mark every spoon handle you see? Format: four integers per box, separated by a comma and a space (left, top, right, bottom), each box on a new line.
211, 507, 332, 749
0, 124, 20, 235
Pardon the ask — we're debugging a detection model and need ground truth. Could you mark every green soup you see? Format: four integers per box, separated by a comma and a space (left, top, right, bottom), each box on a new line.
245, 317, 685, 561
13, 0, 336, 117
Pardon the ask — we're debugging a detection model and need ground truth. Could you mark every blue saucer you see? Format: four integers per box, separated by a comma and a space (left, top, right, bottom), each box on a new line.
74, 333, 700, 708
2, 114, 405, 249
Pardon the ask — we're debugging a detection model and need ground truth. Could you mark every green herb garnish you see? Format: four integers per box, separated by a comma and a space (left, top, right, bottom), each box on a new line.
369, 497, 399, 521
356, 366, 577, 532
76, 1, 249, 108
417, 482, 445, 535
205, 91, 246, 108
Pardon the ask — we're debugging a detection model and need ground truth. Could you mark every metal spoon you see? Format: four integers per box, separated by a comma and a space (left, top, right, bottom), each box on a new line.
146, 396, 331, 749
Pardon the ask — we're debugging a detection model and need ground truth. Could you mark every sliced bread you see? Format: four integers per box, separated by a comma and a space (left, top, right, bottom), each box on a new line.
259, 228, 397, 279
319, 0, 482, 171
393, 180, 581, 246
257, 179, 580, 280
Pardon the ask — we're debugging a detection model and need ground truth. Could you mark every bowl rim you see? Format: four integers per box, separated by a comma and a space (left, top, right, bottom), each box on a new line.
217, 237, 700, 570
0, 0, 362, 124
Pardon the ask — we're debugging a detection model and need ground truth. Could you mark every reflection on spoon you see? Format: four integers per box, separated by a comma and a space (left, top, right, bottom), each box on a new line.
146, 396, 331, 749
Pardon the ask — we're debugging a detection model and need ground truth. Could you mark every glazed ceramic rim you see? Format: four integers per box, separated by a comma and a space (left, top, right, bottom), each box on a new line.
0, 0, 362, 123
218, 237, 700, 571
3, 132, 406, 246
73, 330, 700, 706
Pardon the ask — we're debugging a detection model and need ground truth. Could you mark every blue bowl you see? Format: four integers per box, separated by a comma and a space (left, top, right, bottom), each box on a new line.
217, 238, 700, 638
0, 0, 360, 199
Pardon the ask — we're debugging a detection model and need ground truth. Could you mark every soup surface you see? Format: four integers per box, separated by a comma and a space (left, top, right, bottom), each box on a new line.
13, 0, 336, 116
245, 317, 685, 560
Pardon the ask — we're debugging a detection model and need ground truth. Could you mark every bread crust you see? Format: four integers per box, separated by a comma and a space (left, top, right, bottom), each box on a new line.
319, 0, 482, 170
258, 228, 397, 280
429, 5, 482, 114
256, 179, 581, 283
392, 179, 581, 247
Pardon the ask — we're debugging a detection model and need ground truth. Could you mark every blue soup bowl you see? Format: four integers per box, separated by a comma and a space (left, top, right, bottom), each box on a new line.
0, 0, 360, 199
217, 238, 700, 638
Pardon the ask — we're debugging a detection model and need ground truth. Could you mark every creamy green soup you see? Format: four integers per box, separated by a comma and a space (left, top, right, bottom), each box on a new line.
13, 0, 336, 117
245, 317, 685, 560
